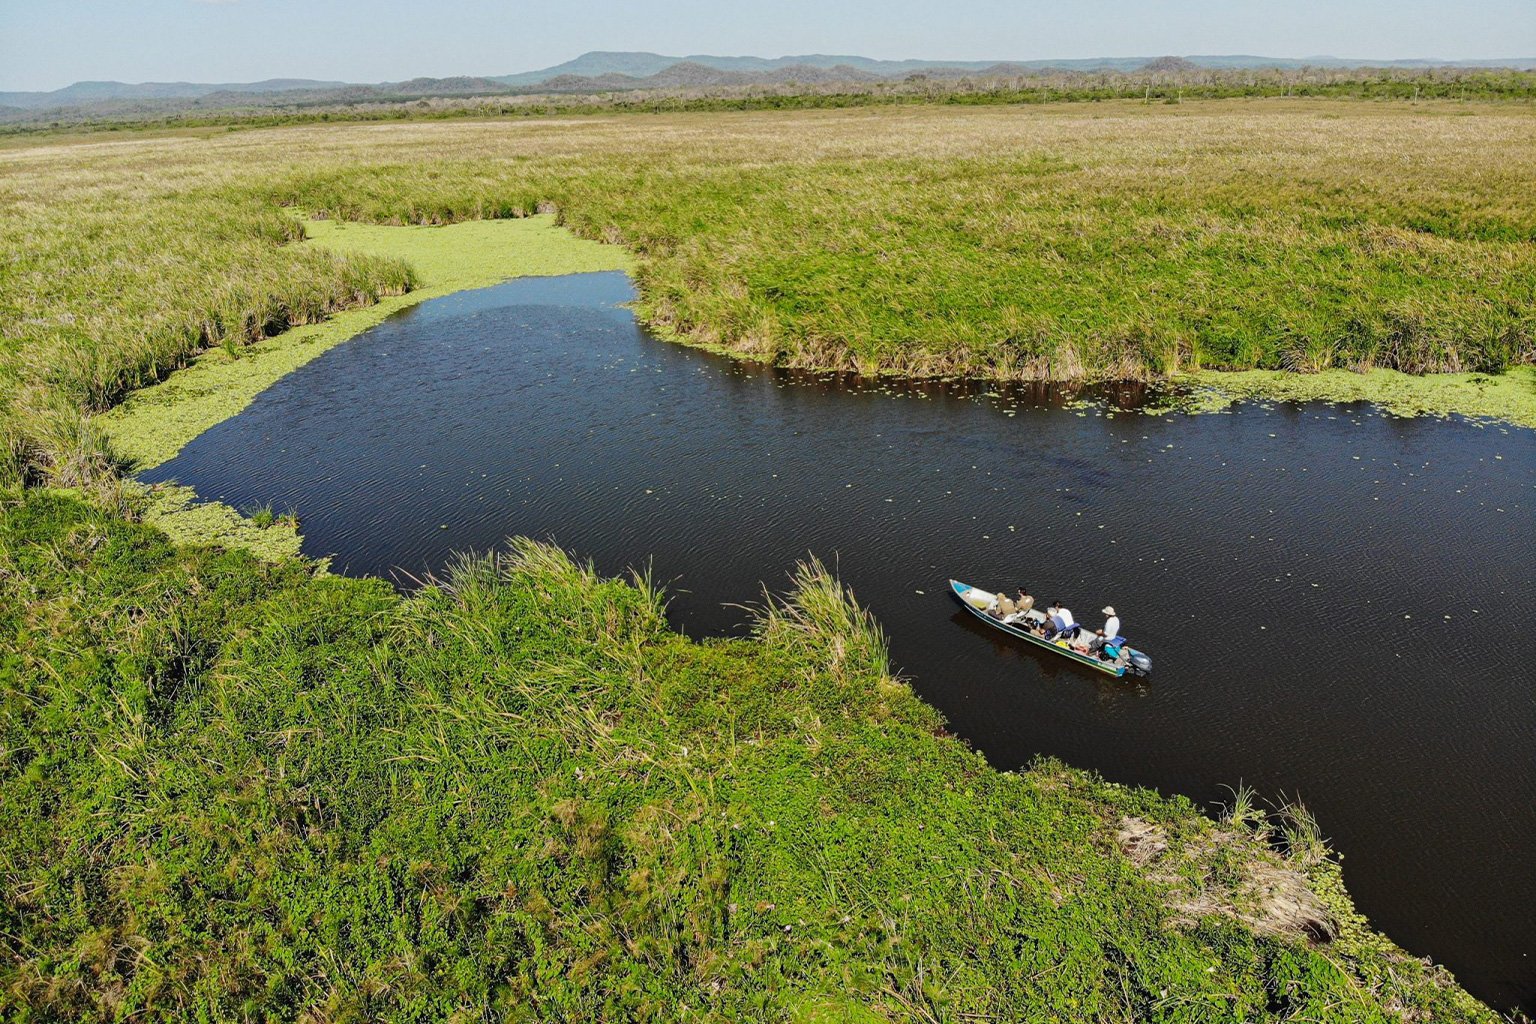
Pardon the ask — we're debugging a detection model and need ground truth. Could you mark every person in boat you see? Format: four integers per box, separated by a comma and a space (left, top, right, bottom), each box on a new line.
1045, 601, 1078, 640
1093, 606, 1122, 659
1003, 588, 1035, 624
989, 590, 1018, 618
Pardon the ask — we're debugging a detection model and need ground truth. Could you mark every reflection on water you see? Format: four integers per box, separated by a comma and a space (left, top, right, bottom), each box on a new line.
144, 272, 1536, 1011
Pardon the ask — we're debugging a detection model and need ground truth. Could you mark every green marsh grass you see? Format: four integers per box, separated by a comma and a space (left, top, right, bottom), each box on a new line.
0, 490, 1500, 1022
0, 100, 1525, 1019
3, 99, 1534, 486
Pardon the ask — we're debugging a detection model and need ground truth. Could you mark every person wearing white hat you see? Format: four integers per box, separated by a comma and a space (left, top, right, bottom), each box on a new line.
1097, 607, 1121, 646
1085, 607, 1123, 662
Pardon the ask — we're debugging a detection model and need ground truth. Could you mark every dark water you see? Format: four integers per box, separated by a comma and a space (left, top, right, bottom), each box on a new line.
144, 272, 1536, 1010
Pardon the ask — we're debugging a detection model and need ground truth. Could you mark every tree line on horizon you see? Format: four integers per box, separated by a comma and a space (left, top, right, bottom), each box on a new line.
5, 64, 1533, 134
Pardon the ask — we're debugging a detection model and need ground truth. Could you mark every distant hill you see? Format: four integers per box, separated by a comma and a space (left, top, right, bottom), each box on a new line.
1142, 56, 1203, 74
532, 60, 885, 93
6, 52, 1534, 117
492, 51, 684, 86
486, 50, 1536, 94
0, 78, 348, 109
491, 50, 1536, 86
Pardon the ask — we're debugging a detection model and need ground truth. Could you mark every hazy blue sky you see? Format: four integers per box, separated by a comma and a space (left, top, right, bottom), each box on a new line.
3, 0, 1532, 91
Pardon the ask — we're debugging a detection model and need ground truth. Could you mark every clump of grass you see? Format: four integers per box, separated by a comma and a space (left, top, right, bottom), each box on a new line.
244, 502, 276, 528
1220, 781, 1268, 837
1280, 797, 1333, 869
239, 502, 296, 530
752, 556, 893, 684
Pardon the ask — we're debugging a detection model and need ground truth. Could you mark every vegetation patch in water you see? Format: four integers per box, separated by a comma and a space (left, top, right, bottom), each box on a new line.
0, 488, 1498, 1022
303, 213, 633, 289
134, 481, 305, 562
1179, 365, 1536, 428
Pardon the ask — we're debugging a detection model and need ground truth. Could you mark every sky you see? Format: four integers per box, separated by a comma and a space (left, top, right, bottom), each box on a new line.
2, 0, 1533, 92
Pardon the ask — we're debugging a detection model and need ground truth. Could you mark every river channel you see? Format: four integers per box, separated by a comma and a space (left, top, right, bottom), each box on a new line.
142, 271, 1536, 1010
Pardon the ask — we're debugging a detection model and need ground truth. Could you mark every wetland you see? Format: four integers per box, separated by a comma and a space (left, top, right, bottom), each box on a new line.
6, 99, 1536, 1021
141, 270, 1536, 1010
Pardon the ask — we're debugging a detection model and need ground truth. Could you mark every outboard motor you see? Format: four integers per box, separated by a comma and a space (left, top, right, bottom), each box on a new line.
1129, 651, 1153, 676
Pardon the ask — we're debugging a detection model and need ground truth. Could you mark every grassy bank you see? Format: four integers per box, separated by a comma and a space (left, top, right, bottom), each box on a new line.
0, 488, 1497, 1022
3, 99, 1534, 487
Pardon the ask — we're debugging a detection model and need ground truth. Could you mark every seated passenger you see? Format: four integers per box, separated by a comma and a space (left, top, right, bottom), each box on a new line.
992, 591, 1017, 618
1045, 601, 1077, 639
1093, 606, 1122, 649
1003, 589, 1035, 623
